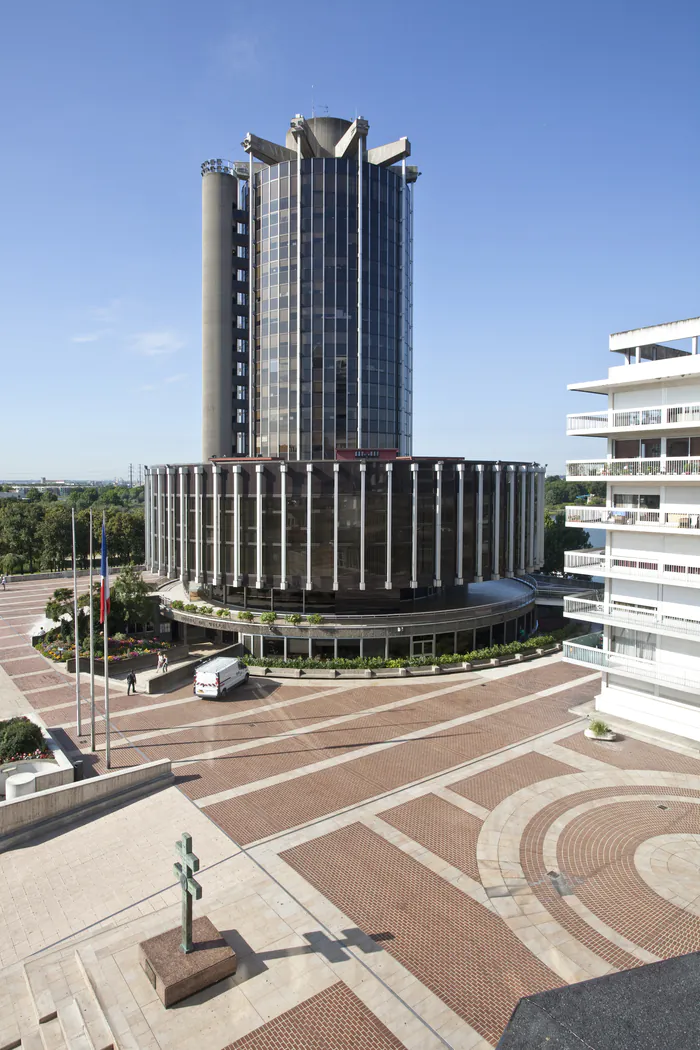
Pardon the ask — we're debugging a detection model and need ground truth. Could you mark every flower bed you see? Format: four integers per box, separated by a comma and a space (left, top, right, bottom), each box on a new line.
36, 635, 175, 664
0, 718, 49, 763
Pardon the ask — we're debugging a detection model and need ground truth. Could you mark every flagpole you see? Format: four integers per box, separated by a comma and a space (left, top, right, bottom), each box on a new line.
71, 508, 82, 737
89, 509, 95, 753
103, 511, 111, 769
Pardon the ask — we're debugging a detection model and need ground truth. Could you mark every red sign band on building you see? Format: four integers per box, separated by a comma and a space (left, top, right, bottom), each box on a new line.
335, 448, 398, 461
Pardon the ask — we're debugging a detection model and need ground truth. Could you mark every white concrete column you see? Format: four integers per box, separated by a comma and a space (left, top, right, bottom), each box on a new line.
693, 336, 698, 355
280, 463, 287, 589
536, 468, 545, 568
143, 468, 151, 571
434, 462, 443, 586
518, 465, 527, 574
492, 464, 501, 580
233, 465, 241, 585
507, 465, 515, 578
212, 465, 221, 585
306, 464, 313, 591
410, 462, 419, 588
156, 468, 165, 575
527, 466, 535, 572
166, 468, 174, 576
194, 466, 203, 584
333, 463, 339, 591
475, 465, 484, 582
359, 463, 367, 590
179, 467, 188, 582
456, 463, 464, 585
385, 463, 393, 590
255, 464, 264, 589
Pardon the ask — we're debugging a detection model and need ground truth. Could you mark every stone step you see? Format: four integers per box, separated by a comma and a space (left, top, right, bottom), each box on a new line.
22, 964, 57, 1026
20, 1033, 43, 1050
37, 1019, 66, 1050
57, 1001, 93, 1050
76, 946, 142, 1050
72, 953, 116, 1050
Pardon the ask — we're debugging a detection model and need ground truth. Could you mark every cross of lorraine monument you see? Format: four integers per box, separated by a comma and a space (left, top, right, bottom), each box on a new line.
138, 831, 237, 1007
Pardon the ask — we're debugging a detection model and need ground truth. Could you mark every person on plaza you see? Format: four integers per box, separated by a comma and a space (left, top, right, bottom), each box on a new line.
156, 651, 164, 672
0, 575, 6, 591
161, 653, 169, 673
126, 670, 137, 695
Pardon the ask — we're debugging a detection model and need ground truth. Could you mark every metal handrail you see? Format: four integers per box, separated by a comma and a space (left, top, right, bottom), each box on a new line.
563, 593, 700, 639
564, 638, 700, 693
567, 401, 700, 432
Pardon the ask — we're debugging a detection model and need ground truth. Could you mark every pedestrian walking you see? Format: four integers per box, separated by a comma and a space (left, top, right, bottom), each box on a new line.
161, 653, 169, 673
0, 575, 6, 591
156, 652, 164, 672
126, 670, 137, 695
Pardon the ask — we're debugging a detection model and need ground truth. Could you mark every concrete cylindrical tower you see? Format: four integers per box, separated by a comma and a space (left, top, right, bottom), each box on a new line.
202, 170, 237, 461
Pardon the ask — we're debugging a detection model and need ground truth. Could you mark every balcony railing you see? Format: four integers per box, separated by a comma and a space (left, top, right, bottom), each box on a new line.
564, 634, 700, 695
567, 402, 700, 433
564, 547, 700, 587
567, 457, 700, 479
563, 592, 700, 640
565, 505, 700, 532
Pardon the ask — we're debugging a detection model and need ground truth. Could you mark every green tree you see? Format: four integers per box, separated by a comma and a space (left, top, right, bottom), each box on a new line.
0, 502, 43, 572
111, 565, 152, 628
25, 487, 41, 502
39, 504, 72, 571
41, 490, 58, 502
542, 512, 591, 574
45, 588, 78, 639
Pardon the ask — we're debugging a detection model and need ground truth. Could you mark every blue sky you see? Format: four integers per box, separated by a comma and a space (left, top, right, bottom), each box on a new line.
0, 0, 698, 480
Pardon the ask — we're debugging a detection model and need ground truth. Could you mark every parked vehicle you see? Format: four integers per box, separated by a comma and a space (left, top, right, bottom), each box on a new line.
194, 657, 249, 698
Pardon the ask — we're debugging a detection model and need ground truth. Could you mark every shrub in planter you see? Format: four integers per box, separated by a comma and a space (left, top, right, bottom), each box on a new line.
171, 600, 184, 610
0, 717, 45, 762
260, 611, 277, 625
199, 605, 214, 616
215, 608, 231, 618
238, 610, 254, 622
285, 613, 302, 626
306, 613, 324, 625
588, 718, 612, 737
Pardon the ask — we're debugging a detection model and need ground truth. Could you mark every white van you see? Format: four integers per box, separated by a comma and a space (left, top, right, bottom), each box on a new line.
194, 657, 249, 699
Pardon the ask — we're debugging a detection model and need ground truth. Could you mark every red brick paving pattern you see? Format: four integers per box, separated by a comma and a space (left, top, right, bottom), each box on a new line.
379, 793, 483, 881
280, 822, 561, 1045
450, 751, 577, 811
558, 798, 700, 959
222, 982, 405, 1050
558, 732, 700, 775
204, 685, 592, 845
520, 784, 700, 972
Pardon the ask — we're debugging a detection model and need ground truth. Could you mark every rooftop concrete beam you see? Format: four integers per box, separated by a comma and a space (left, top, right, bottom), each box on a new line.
367, 137, 411, 167
609, 315, 700, 352
241, 132, 296, 166
334, 118, 370, 158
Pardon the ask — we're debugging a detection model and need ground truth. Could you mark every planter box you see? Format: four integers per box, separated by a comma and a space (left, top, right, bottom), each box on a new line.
247, 666, 268, 676
304, 669, 338, 679
584, 728, 617, 742
270, 667, 302, 679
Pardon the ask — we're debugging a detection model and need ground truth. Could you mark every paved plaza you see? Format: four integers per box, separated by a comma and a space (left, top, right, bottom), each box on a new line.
2, 577, 700, 1048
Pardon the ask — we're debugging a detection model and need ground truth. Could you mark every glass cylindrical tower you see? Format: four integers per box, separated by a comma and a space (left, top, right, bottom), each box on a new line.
248, 115, 416, 460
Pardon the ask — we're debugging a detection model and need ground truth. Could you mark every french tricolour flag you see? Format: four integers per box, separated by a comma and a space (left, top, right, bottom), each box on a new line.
100, 519, 110, 623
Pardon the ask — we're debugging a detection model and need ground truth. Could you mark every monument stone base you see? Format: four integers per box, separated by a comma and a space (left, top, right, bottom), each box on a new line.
139, 915, 237, 1007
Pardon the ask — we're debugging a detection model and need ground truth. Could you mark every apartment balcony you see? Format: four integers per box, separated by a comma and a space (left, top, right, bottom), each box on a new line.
567, 401, 700, 436
565, 504, 700, 534
564, 548, 700, 588
566, 457, 700, 481
563, 591, 700, 642
563, 632, 700, 696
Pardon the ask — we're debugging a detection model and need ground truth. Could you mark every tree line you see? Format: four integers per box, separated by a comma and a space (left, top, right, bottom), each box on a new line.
0, 501, 144, 574
545, 476, 606, 508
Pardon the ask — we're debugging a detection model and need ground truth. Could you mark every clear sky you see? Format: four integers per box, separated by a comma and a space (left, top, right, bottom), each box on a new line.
0, 0, 698, 480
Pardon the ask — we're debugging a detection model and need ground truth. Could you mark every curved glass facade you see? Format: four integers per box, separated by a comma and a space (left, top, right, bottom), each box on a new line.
254, 155, 412, 460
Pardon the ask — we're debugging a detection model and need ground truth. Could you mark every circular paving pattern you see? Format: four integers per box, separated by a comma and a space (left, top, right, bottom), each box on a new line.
476, 769, 700, 984
636, 833, 700, 919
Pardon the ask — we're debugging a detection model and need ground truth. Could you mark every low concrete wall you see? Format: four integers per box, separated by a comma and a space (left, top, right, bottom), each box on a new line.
9, 565, 145, 584
67, 645, 188, 676
0, 759, 173, 850
244, 645, 561, 680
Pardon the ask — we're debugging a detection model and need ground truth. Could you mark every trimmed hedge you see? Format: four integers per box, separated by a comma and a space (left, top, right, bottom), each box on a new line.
0, 717, 46, 762
240, 627, 575, 671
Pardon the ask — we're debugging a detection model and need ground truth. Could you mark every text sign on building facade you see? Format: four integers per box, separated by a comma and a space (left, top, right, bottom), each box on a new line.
335, 449, 398, 461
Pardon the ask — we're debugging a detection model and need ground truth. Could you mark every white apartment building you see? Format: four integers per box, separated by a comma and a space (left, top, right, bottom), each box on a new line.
562, 315, 700, 741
